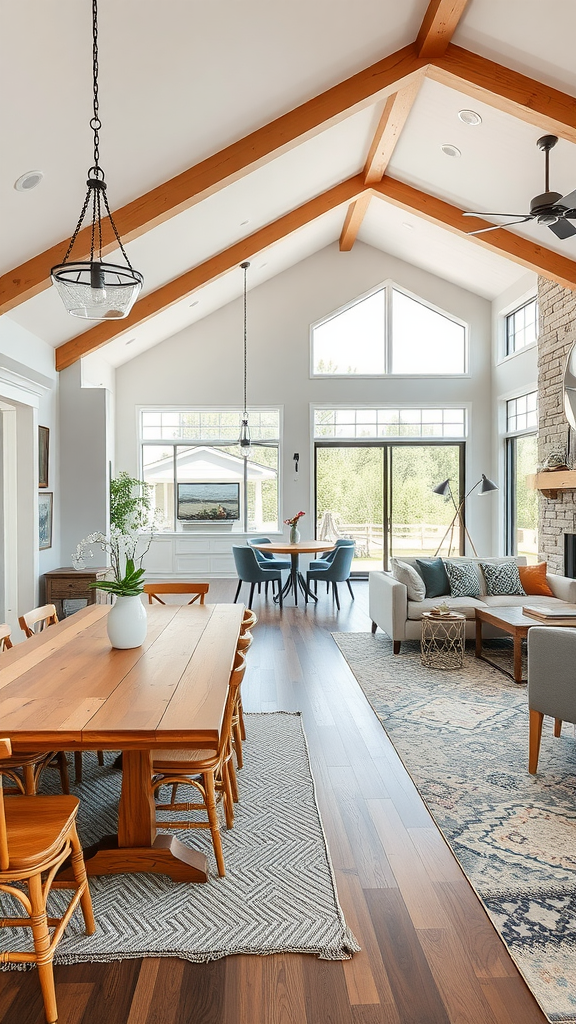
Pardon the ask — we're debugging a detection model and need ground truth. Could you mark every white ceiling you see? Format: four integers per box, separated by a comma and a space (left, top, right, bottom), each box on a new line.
2, 0, 576, 367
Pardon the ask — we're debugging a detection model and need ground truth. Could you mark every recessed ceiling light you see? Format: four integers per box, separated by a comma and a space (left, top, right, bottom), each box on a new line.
189, 299, 199, 307
458, 109, 482, 126
259, 262, 267, 269
14, 170, 44, 192
125, 337, 136, 345
240, 219, 250, 227
441, 144, 461, 158
402, 222, 414, 230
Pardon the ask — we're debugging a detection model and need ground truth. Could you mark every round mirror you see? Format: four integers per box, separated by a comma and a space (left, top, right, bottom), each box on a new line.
564, 342, 576, 430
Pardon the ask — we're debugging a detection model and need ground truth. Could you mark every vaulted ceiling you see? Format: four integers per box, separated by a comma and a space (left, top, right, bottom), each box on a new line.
2, 0, 576, 369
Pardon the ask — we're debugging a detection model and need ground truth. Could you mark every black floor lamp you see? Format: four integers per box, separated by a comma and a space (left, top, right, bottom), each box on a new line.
433, 475, 498, 557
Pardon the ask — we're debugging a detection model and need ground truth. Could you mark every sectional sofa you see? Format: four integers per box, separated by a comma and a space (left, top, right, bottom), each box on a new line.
368, 555, 576, 652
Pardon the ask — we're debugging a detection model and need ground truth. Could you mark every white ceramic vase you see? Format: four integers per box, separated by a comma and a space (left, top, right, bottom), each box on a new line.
107, 594, 147, 650
289, 526, 301, 544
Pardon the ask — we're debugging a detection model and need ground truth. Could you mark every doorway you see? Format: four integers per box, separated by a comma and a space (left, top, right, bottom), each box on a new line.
315, 442, 464, 572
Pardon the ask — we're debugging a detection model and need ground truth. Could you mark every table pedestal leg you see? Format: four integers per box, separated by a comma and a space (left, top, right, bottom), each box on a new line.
58, 750, 209, 882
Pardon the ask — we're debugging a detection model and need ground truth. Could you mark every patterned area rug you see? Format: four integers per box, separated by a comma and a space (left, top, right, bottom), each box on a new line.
1, 713, 358, 965
332, 632, 576, 1024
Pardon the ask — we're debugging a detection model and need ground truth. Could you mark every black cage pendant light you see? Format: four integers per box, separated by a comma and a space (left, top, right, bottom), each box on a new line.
51, 0, 143, 320
239, 261, 252, 459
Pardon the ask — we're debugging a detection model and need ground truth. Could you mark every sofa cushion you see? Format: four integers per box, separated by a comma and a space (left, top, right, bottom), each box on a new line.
444, 560, 481, 598
519, 562, 554, 597
391, 558, 426, 602
480, 560, 525, 596
415, 558, 450, 598
407, 596, 486, 620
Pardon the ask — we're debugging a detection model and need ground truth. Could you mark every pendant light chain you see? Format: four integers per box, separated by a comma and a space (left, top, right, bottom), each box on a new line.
58, 0, 136, 274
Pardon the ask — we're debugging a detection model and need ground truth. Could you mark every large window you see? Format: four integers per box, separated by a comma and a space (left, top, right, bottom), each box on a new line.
311, 283, 467, 377
505, 392, 538, 563
140, 409, 280, 533
314, 407, 467, 572
506, 298, 538, 355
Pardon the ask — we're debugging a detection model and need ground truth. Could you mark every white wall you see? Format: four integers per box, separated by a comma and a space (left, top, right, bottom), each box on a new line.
0, 316, 59, 632
115, 240, 496, 563
491, 272, 538, 552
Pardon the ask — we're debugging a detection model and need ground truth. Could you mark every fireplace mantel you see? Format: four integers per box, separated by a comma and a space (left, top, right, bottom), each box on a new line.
527, 471, 576, 497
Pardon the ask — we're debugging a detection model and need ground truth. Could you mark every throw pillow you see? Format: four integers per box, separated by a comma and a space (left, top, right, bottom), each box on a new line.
444, 559, 481, 598
518, 562, 554, 597
391, 558, 426, 602
416, 558, 450, 599
479, 560, 525, 596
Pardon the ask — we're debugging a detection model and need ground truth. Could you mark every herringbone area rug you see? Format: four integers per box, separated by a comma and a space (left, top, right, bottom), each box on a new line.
1, 713, 358, 964
333, 632, 576, 1024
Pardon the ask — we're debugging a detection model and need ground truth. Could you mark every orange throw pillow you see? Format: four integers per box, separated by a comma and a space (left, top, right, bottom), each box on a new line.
519, 562, 554, 596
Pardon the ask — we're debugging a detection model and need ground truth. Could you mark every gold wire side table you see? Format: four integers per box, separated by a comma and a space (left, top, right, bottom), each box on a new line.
421, 612, 466, 669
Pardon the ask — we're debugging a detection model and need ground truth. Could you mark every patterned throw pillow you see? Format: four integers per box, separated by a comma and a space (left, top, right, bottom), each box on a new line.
480, 561, 525, 596
444, 560, 481, 598
391, 558, 426, 602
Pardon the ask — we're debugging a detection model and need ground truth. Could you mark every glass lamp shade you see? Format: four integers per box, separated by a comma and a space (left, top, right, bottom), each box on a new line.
239, 417, 252, 459
50, 261, 143, 320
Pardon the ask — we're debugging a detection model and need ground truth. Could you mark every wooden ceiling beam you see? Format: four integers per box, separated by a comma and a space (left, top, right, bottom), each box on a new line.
416, 0, 470, 59
339, 192, 372, 251
55, 175, 367, 370
428, 44, 576, 143
1, 44, 425, 316
364, 75, 424, 184
370, 176, 576, 289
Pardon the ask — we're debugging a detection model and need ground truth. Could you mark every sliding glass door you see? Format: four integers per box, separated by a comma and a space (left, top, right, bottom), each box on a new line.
315, 442, 464, 572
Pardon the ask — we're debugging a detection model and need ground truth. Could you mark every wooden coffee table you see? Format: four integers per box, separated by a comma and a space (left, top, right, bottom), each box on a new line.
475, 606, 576, 683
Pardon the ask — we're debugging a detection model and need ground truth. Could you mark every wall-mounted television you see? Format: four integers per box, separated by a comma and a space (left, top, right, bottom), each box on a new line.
177, 482, 240, 522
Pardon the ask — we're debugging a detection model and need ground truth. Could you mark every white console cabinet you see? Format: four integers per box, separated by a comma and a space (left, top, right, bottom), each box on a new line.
140, 532, 281, 578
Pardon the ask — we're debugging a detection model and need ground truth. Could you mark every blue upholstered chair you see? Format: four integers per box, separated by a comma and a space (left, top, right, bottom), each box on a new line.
247, 537, 291, 570
308, 539, 355, 595
306, 543, 355, 610
232, 546, 283, 609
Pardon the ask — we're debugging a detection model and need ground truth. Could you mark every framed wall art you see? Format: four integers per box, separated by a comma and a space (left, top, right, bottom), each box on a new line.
38, 425, 49, 488
38, 491, 53, 550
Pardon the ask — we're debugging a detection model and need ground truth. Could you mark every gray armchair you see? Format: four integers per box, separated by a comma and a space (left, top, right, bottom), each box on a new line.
527, 626, 576, 774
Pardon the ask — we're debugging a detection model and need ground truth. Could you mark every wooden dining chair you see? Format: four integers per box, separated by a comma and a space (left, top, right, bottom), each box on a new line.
0, 737, 96, 1024
231, 608, 257, 768
151, 650, 246, 877
18, 606, 103, 785
18, 603, 59, 638
0, 622, 13, 651
144, 581, 210, 605
0, 623, 70, 795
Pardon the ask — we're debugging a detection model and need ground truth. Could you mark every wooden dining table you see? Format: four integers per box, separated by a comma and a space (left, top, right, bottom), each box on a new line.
0, 601, 244, 882
252, 540, 335, 605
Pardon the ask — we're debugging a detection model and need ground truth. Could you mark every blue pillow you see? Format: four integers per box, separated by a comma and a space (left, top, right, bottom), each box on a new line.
416, 558, 450, 599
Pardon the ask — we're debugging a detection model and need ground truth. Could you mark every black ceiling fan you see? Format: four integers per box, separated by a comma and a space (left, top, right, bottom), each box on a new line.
463, 135, 576, 240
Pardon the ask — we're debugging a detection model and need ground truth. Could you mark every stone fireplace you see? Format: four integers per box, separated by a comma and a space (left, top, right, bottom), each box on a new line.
536, 278, 576, 575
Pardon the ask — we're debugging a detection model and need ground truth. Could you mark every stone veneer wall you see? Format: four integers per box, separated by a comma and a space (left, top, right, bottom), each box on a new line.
537, 277, 576, 574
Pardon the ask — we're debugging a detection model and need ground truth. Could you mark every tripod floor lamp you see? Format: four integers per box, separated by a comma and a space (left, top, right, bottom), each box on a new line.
433, 474, 498, 557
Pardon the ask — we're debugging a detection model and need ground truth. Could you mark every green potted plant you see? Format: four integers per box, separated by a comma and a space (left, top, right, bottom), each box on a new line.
72, 472, 156, 648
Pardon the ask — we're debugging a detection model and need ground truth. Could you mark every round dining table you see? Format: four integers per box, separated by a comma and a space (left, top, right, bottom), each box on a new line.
252, 540, 335, 605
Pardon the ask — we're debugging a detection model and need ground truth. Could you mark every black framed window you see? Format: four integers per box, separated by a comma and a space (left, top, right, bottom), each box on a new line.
505, 298, 538, 355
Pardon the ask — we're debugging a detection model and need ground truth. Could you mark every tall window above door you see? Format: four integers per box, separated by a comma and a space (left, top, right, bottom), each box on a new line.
505, 391, 538, 564
311, 282, 467, 377
505, 297, 538, 355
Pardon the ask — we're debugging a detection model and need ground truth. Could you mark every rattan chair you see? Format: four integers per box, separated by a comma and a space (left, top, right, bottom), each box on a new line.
151, 651, 246, 877
144, 581, 210, 605
18, 606, 103, 786
0, 738, 96, 1024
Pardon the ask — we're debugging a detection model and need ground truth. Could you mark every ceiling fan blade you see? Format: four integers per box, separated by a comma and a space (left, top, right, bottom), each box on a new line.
557, 189, 576, 211
548, 218, 576, 240
462, 211, 528, 218
467, 217, 532, 236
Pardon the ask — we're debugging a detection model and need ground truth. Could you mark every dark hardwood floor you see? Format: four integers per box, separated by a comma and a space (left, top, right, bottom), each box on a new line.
0, 579, 546, 1024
